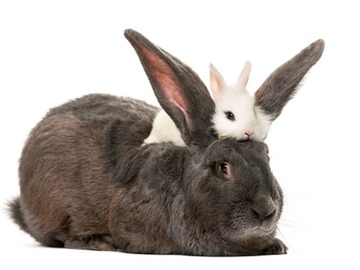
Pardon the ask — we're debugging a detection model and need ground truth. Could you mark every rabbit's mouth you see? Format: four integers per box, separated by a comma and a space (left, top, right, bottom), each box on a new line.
248, 224, 276, 236
224, 220, 277, 242
234, 224, 277, 242
226, 202, 281, 240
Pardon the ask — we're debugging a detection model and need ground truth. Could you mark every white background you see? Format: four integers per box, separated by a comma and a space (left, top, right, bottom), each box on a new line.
0, 0, 359, 269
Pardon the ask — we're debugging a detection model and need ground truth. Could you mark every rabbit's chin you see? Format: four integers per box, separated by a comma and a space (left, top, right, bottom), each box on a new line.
245, 225, 277, 238
228, 224, 277, 242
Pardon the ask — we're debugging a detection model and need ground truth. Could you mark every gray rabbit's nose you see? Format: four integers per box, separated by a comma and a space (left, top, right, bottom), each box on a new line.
251, 195, 276, 221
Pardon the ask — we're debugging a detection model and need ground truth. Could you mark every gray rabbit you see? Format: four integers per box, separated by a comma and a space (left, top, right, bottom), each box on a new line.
9, 29, 324, 255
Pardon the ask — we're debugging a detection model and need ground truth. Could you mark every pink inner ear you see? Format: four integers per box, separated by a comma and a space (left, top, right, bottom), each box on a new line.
159, 72, 186, 110
209, 64, 223, 98
141, 46, 189, 122
210, 74, 221, 98
159, 74, 189, 124
237, 61, 252, 88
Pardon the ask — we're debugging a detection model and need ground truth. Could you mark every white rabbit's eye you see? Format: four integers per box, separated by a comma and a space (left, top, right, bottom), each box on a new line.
224, 111, 235, 121
218, 162, 232, 179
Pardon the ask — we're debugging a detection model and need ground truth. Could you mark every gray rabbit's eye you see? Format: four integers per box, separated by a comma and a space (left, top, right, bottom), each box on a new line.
224, 111, 235, 121
218, 162, 232, 180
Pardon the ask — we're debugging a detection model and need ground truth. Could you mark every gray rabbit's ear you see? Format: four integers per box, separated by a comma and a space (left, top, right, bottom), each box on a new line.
124, 29, 216, 147
255, 39, 325, 122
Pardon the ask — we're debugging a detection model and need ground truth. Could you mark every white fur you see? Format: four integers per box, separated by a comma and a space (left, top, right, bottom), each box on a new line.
253, 106, 272, 141
210, 61, 272, 141
211, 85, 257, 141
143, 109, 185, 146
143, 61, 273, 146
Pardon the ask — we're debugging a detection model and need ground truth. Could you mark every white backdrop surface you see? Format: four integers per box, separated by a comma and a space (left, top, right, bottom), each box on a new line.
0, 1, 359, 269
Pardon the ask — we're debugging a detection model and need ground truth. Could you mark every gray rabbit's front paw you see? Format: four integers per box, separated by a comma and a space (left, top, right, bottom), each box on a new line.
262, 238, 287, 255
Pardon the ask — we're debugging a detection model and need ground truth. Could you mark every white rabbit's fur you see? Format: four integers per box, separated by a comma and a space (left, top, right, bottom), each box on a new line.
210, 61, 272, 141
143, 61, 272, 146
143, 109, 186, 146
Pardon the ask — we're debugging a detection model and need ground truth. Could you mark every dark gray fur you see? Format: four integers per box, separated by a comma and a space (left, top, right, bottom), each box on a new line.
8, 29, 324, 256
255, 39, 325, 120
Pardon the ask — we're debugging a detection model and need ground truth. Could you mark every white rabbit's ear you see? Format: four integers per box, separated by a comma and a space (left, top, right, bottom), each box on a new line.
209, 63, 226, 99
236, 61, 252, 89
125, 29, 216, 148
255, 39, 325, 122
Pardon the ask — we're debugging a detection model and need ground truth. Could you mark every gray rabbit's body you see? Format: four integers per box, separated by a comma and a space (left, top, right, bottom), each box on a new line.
9, 30, 324, 256
11, 94, 282, 255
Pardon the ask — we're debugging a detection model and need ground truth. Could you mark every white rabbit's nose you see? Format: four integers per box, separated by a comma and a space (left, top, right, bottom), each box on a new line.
244, 130, 254, 140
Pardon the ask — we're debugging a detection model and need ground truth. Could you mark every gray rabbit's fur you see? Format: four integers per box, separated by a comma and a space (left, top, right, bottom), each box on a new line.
8, 29, 324, 256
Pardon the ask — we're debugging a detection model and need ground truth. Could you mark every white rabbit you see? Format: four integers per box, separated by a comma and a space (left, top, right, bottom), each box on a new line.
143, 109, 186, 146
210, 61, 271, 141
143, 61, 272, 146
